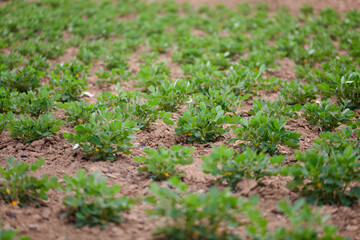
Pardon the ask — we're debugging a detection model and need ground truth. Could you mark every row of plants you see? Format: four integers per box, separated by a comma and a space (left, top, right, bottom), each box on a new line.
1, 59, 359, 112
0, 156, 352, 240
1, 0, 360, 69
0, 89, 358, 161
1, 0, 360, 113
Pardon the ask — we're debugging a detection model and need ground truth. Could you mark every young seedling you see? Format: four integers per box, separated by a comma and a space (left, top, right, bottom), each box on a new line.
146, 177, 259, 240
201, 145, 284, 189
63, 113, 138, 161
281, 146, 360, 206
175, 102, 233, 143
144, 80, 193, 112
62, 169, 133, 228
134, 145, 195, 180
10, 86, 60, 117
230, 112, 301, 155
0, 157, 59, 207
302, 100, 355, 131
8, 113, 64, 144
0, 112, 13, 134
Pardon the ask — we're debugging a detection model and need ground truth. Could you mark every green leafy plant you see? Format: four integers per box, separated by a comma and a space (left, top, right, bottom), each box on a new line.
0, 157, 59, 207
192, 88, 249, 114
63, 113, 138, 161
193, 65, 264, 96
50, 72, 88, 102
104, 54, 129, 70
76, 41, 105, 65
0, 224, 30, 240
269, 198, 347, 240
313, 127, 359, 155
230, 112, 301, 155
26, 55, 50, 71
96, 89, 140, 108
8, 113, 64, 144
248, 98, 301, 119
0, 87, 13, 113
57, 101, 104, 125
134, 61, 171, 92
134, 145, 194, 180
144, 80, 192, 112
114, 97, 173, 130
245, 197, 346, 239
175, 102, 233, 143
0, 51, 23, 70
302, 100, 355, 131
62, 169, 133, 228
0, 66, 44, 92
10, 87, 60, 117
201, 145, 284, 189
280, 80, 317, 105
17, 39, 65, 59
52, 60, 90, 79
281, 146, 360, 206
146, 177, 259, 240
95, 67, 131, 86
0, 112, 13, 134
312, 59, 360, 109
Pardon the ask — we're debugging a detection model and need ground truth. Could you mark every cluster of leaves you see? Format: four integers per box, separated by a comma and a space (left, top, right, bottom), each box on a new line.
248, 98, 301, 119
96, 89, 138, 108
63, 112, 138, 162
0, 224, 30, 240
263, 198, 346, 240
201, 145, 284, 189
134, 61, 171, 92
57, 101, 104, 125
144, 80, 193, 112
114, 97, 173, 130
134, 145, 194, 180
280, 80, 317, 105
146, 177, 258, 240
312, 127, 360, 155
281, 146, 360, 206
62, 169, 133, 228
7, 113, 64, 144
49, 72, 88, 102
312, 59, 360, 109
147, 178, 346, 240
0, 87, 13, 113
302, 100, 355, 131
0, 112, 13, 134
192, 88, 249, 115
175, 102, 233, 143
0, 157, 58, 207
9, 87, 60, 117
230, 112, 301, 155
0, 66, 44, 93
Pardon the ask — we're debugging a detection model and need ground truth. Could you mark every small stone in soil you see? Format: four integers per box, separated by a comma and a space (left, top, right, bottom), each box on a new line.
42, 208, 52, 219
346, 225, 359, 231
5, 212, 16, 219
132, 162, 140, 167
28, 224, 39, 230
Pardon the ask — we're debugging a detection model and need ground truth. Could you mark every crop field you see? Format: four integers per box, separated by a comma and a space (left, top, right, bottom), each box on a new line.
1, 0, 360, 239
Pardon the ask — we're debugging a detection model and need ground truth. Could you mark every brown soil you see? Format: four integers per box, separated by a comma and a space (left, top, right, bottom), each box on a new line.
1, 1, 360, 240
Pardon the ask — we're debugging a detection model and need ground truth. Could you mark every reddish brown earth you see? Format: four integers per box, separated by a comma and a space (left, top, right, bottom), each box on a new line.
1, 0, 360, 240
